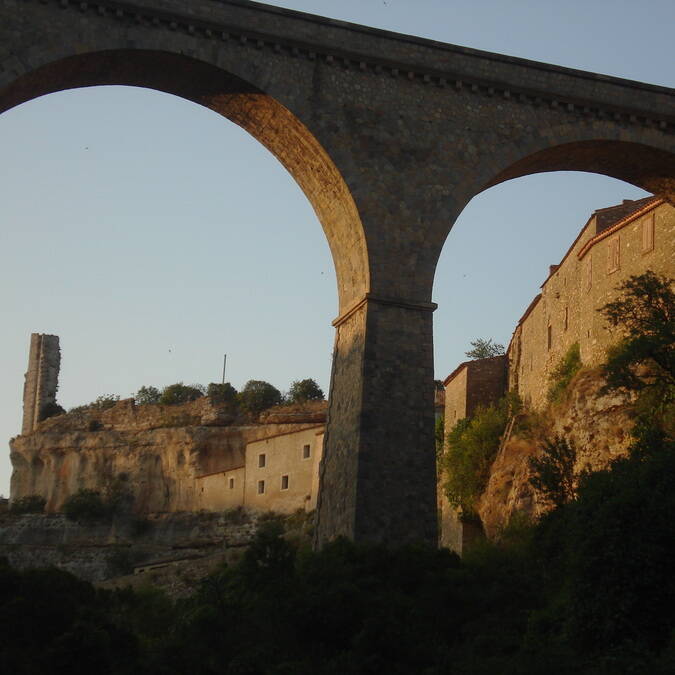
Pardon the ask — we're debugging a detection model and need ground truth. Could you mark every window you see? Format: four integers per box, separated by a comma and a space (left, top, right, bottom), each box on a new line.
229, 477, 235, 489
563, 306, 569, 332
607, 237, 620, 273
258, 453, 266, 468
281, 475, 289, 490
585, 256, 592, 291
302, 444, 311, 459
547, 325, 552, 350
642, 214, 654, 253
257, 480, 265, 494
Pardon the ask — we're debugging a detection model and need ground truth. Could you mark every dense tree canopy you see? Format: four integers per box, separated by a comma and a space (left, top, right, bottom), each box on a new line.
465, 337, 505, 359
238, 380, 283, 415
287, 378, 324, 403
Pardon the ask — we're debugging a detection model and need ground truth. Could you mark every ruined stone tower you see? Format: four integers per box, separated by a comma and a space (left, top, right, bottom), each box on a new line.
21, 334, 60, 435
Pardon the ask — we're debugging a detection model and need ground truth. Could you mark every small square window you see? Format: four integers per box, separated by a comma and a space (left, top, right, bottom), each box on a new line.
229, 477, 235, 489
281, 475, 289, 490
302, 444, 311, 459
257, 480, 265, 495
258, 453, 266, 468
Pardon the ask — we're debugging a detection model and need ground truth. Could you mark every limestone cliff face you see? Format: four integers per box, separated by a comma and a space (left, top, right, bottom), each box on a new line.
9, 398, 326, 513
478, 369, 635, 539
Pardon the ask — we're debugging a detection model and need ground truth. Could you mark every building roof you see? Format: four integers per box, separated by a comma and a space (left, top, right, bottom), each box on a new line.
593, 196, 658, 234
577, 197, 663, 260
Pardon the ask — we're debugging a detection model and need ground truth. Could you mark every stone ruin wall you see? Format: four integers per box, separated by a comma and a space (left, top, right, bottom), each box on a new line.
21, 333, 60, 435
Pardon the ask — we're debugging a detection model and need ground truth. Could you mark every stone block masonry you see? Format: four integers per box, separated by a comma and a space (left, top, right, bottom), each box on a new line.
21, 333, 60, 435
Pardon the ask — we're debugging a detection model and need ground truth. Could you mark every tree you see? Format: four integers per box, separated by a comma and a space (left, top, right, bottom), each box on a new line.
465, 338, 505, 360
207, 382, 238, 405
135, 385, 161, 405
159, 383, 205, 405
528, 436, 578, 508
287, 378, 325, 403
599, 271, 674, 423
238, 380, 283, 416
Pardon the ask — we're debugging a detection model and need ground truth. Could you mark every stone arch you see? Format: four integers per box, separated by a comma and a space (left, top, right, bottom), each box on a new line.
481, 140, 675, 204
0, 49, 368, 311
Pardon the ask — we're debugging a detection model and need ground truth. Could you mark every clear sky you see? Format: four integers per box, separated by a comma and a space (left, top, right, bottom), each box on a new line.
1, 0, 673, 495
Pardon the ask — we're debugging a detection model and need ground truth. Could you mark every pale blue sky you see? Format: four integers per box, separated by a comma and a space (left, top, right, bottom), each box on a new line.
1, 0, 673, 494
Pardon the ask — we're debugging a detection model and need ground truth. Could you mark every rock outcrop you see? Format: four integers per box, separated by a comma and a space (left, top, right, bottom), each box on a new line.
10, 398, 326, 514
478, 368, 635, 539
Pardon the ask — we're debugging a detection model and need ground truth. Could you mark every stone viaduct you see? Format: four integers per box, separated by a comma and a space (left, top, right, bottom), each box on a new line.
2, 0, 673, 547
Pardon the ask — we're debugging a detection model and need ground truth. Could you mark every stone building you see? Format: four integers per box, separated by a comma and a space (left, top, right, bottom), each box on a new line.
443, 356, 507, 427
443, 196, 673, 419
195, 425, 325, 514
509, 196, 674, 410
439, 196, 674, 553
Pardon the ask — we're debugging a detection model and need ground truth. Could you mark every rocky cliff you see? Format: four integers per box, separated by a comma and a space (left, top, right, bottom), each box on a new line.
478, 368, 636, 539
9, 397, 327, 513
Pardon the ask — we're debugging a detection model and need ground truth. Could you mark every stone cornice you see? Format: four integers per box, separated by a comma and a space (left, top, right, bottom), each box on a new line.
333, 294, 438, 327
22, 0, 675, 131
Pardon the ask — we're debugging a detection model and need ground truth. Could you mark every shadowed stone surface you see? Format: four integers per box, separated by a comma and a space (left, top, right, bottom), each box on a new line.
2, 0, 673, 546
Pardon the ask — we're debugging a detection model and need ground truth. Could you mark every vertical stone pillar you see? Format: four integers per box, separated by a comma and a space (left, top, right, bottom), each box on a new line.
315, 295, 438, 547
21, 333, 60, 434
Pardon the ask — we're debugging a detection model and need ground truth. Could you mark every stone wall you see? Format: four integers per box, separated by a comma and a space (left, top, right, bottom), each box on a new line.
246, 426, 324, 514
444, 356, 507, 427
21, 333, 60, 435
509, 199, 674, 410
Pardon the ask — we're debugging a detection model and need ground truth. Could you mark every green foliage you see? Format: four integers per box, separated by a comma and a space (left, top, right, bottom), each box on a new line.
159, 382, 205, 405
528, 436, 578, 508
434, 414, 444, 460
37, 401, 65, 422
206, 381, 238, 405
599, 271, 674, 425
62, 489, 109, 521
465, 337, 506, 359
9, 494, 46, 514
69, 394, 120, 414
134, 385, 161, 405
547, 342, 582, 403
238, 379, 283, 415
287, 378, 325, 403
441, 398, 509, 514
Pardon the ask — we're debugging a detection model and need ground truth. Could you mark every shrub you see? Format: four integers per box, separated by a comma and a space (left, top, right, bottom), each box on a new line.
547, 342, 582, 403
207, 382, 238, 405
287, 379, 325, 403
159, 383, 205, 405
135, 385, 161, 405
441, 398, 509, 515
62, 489, 109, 521
238, 380, 283, 416
92, 394, 120, 410
10, 494, 46, 514
528, 436, 578, 508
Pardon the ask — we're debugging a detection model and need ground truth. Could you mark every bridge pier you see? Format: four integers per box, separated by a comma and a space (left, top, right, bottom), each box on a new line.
315, 295, 438, 547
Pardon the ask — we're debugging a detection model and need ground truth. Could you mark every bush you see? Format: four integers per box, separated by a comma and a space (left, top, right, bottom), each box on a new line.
528, 436, 578, 508
10, 494, 46, 514
62, 489, 109, 521
287, 379, 325, 403
238, 380, 283, 416
547, 342, 582, 403
441, 398, 509, 515
68, 394, 119, 414
135, 385, 161, 405
159, 383, 205, 405
207, 382, 238, 405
